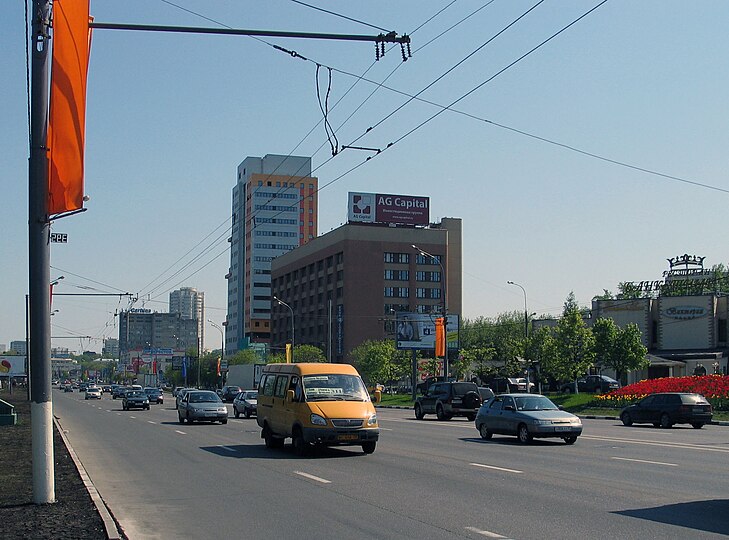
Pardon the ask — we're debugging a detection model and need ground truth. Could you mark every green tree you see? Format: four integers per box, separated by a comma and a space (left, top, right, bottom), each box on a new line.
293, 344, 326, 362
228, 349, 259, 365
524, 326, 557, 388
592, 317, 619, 372
549, 293, 595, 388
460, 346, 497, 381
349, 340, 410, 386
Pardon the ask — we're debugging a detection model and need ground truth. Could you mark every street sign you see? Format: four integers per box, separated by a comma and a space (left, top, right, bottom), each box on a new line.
50, 232, 68, 243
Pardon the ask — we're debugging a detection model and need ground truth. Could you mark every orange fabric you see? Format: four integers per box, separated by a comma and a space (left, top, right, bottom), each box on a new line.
435, 317, 445, 357
48, 0, 91, 215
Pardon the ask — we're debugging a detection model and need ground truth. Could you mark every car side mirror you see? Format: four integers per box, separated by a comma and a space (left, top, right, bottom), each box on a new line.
557, 405, 564, 410
504, 405, 515, 411
286, 389, 295, 403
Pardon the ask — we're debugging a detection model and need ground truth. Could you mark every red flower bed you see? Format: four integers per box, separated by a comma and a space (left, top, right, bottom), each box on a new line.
594, 375, 729, 410
608, 375, 729, 399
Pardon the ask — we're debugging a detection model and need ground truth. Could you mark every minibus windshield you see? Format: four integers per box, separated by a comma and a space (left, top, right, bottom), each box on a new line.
302, 374, 368, 402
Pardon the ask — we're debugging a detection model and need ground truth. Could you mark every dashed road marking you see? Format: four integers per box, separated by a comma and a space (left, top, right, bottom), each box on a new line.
611, 456, 678, 467
294, 471, 331, 484
465, 527, 511, 538
175, 430, 186, 435
470, 463, 523, 474
147, 421, 156, 424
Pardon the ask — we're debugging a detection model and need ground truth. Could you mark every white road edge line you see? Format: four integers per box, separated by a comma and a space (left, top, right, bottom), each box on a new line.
470, 463, 523, 474
464, 526, 511, 538
611, 456, 678, 467
294, 471, 332, 484
175, 430, 186, 435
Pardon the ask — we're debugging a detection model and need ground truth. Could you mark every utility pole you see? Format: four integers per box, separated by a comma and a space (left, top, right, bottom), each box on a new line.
28, 0, 54, 504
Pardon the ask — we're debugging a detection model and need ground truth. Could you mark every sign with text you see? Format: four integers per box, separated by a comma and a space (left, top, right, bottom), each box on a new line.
395, 313, 459, 350
348, 192, 429, 225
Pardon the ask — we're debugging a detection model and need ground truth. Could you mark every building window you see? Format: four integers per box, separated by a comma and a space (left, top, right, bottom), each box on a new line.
415, 288, 426, 298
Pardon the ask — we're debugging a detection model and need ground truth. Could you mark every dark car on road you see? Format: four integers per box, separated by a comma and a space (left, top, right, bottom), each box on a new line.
414, 381, 482, 421
178, 390, 228, 424
560, 375, 620, 394
122, 390, 150, 411
144, 387, 164, 404
475, 394, 583, 444
620, 392, 712, 429
415, 376, 455, 395
219, 385, 242, 403
112, 386, 127, 399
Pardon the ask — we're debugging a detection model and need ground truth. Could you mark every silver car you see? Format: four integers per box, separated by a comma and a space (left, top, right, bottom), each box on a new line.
475, 394, 582, 445
232, 390, 258, 418
177, 390, 228, 424
85, 386, 102, 400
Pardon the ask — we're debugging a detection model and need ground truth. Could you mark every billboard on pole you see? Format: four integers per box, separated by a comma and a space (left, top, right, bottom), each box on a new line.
0, 356, 27, 376
395, 313, 459, 350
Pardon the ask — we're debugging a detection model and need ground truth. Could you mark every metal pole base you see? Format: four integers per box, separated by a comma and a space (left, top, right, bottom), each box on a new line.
31, 401, 55, 504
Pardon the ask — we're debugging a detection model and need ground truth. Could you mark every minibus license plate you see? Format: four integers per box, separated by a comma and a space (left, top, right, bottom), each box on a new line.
337, 434, 358, 441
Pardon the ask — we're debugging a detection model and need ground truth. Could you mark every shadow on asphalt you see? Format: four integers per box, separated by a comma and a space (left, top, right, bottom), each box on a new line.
200, 444, 366, 460
614, 499, 729, 536
461, 437, 575, 447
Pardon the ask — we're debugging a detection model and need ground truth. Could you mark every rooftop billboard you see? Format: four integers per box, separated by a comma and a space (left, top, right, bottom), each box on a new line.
395, 313, 459, 350
348, 192, 429, 225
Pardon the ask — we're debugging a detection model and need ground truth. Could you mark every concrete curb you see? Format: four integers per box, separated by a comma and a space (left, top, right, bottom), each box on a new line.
375, 405, 729, 426
54, 416, 123, 540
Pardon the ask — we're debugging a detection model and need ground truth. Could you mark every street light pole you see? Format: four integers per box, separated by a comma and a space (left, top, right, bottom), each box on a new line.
208, 319, 224, 386
273, 296, 294, 362
412, 245, 447, 378
507, 280, 530, 392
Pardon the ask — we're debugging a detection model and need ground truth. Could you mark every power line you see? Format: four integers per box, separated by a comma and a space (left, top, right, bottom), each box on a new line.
288, 0, 392, 33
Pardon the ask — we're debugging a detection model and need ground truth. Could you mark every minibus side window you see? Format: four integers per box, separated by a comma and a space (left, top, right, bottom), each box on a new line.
262, 375, 276, 397
274, 375, 289, 398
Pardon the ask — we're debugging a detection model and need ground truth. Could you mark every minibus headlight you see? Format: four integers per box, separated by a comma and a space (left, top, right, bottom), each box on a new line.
310, 414, 327, 426
367, 414, 377, 426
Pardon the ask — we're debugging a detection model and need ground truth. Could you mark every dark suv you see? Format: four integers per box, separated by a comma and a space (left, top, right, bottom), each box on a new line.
620, 393, 713, 429
414, 381, 482, 421
220, 385, 242, 402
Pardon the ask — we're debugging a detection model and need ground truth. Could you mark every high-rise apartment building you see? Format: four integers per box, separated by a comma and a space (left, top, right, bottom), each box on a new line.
10, 340, 27, 355
170, 287, 205, 350
226, 155, 318, 354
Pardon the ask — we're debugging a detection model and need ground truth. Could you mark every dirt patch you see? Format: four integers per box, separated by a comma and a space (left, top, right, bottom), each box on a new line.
0, 389, 109, 539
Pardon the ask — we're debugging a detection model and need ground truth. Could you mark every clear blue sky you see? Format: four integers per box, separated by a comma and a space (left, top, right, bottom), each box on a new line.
3, 1, 728, 353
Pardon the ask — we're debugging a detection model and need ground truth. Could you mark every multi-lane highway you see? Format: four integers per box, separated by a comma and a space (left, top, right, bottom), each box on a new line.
53, 389, 729, 540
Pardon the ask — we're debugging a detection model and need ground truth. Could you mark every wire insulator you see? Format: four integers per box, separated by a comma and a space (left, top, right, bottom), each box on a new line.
375, 40, 380, 61
400, 43, 407, 62
380, 41, 385, 57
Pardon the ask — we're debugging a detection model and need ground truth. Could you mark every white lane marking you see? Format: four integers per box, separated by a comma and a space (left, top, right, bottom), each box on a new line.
379, 427, 393, 431
465, 527, 511, 538
175, 430, 186, 435
471, 463, 523, 474
219, 445, 237, 452
129, 416, 136, 419
116, 413, 121, 416
294, 471, 331, 484
582, 435, 729, 454
105, 410, 111, 412
611, 456, 678, 467
147, 421, 156, 424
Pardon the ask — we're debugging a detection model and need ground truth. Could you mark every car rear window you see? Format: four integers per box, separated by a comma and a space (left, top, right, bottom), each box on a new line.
452, 383, 477, 396
680, 394, 709, 404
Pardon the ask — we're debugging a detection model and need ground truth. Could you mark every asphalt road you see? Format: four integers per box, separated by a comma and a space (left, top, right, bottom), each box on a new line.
53, 390, 729, 540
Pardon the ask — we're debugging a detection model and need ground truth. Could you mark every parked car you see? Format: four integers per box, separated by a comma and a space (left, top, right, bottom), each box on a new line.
414, 381, 482, 421
84, 386, 102, 400
144, 387, 164, 404
219, 385, 242, 403
620, 392, 713, 429
475, 394, 583, 444
112, 386, 127, 399
483, 377, 533, 394
122, 390, 150, 411
233, 390, 258, 418
560, 375, 620, 394
177, 390, 228, 424
416, 376, 455, 395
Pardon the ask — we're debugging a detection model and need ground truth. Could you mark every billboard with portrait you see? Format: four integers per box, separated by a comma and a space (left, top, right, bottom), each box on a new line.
395, 313, 459, 350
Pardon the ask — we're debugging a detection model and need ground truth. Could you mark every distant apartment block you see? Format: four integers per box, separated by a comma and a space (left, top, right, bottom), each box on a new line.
10, 341, 27, 355
170, 287, 205, 351
225, 154, 318, 355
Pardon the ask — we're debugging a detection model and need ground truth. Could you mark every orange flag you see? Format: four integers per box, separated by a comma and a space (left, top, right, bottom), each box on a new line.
435, 317, 445, 357
48, 0, 92, 215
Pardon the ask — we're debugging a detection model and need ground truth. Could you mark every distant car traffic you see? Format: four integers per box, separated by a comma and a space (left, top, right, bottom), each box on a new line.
233, 390, 258, 418
144, 387, 164, 404
219, 385, 242, 403
63, 384, 73, 393
122, 390, 150, 411
560, 375, 620, 394
620, 392, 712, 429
177, 390, 228, 424
112, 386, 127, 399
102, 385, 112, 394
475, 394, 582, 444
85, 386, 102, 400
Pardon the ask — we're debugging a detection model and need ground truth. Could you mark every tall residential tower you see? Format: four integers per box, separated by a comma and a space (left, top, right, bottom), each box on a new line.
225, 155, 318, 354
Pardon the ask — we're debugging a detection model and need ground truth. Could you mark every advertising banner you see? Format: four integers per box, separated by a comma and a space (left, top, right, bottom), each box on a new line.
348, 192, 429, 225
395, 313, 459, 350
0, 356, 27, 377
